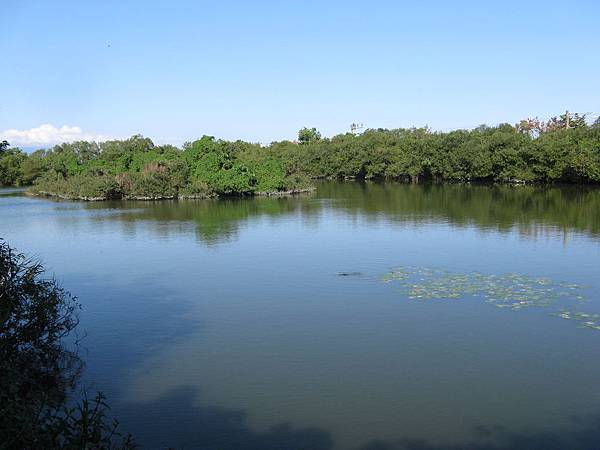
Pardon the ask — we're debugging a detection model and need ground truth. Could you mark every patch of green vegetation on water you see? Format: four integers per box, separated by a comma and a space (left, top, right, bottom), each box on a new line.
381, 266, 583, 309
553, 309, 600, 331
380, 266, 599, 332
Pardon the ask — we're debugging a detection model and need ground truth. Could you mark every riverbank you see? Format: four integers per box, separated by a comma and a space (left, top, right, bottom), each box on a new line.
24, 175, 600, 202
27, 186, 316, 201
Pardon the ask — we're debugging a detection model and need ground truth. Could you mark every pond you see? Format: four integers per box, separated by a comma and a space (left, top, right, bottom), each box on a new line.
1, 181, 600, 449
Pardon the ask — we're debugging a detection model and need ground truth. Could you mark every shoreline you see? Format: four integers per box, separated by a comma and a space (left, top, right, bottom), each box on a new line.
18, 177, 600, 202
27, 186, 317, 202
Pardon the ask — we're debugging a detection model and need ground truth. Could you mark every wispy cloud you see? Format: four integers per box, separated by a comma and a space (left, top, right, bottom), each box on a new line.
0, 124, 110, 147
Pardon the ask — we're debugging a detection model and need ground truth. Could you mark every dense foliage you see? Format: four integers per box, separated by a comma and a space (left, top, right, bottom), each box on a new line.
1, 113, 599, 200
271, 116, 600, 184
0, 240, 135, 449
1, 135, 310, 200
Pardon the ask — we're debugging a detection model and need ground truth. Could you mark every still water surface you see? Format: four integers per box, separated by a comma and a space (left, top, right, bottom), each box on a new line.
2, 182, 600, 449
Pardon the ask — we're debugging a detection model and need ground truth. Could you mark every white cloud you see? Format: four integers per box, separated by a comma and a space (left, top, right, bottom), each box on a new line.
0, 124, 110, 147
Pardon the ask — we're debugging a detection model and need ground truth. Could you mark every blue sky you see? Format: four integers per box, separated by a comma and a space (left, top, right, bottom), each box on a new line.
1, 0, 599, 147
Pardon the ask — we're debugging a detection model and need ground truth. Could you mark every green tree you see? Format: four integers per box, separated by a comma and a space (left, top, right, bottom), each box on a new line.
19, 150, 48, 184
298, 127, 322, 144
0, 148, 27, 186
0, 140, 9, 156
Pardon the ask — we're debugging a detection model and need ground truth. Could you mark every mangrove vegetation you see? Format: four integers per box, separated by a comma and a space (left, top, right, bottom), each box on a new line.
1, 112, 600, 200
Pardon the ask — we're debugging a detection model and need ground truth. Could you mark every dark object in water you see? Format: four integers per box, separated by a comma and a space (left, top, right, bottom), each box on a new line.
338, 271, 362, 277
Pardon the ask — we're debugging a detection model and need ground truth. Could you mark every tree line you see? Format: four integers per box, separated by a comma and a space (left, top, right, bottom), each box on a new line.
1, 112, 599, 199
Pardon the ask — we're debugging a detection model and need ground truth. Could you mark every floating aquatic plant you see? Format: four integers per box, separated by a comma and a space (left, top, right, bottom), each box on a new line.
381, 266, 584, 310
378, 266, 599, 333
553, 309, 600, 331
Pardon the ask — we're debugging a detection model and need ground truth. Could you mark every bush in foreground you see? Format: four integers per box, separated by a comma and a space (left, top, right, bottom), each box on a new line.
0, 240, 135, 449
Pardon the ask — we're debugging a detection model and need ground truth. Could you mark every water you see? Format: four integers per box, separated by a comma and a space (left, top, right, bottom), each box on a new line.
2, 182, 600, 450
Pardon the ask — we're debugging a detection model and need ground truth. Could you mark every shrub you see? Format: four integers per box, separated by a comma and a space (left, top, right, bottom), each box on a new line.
0, 240, 136, 449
